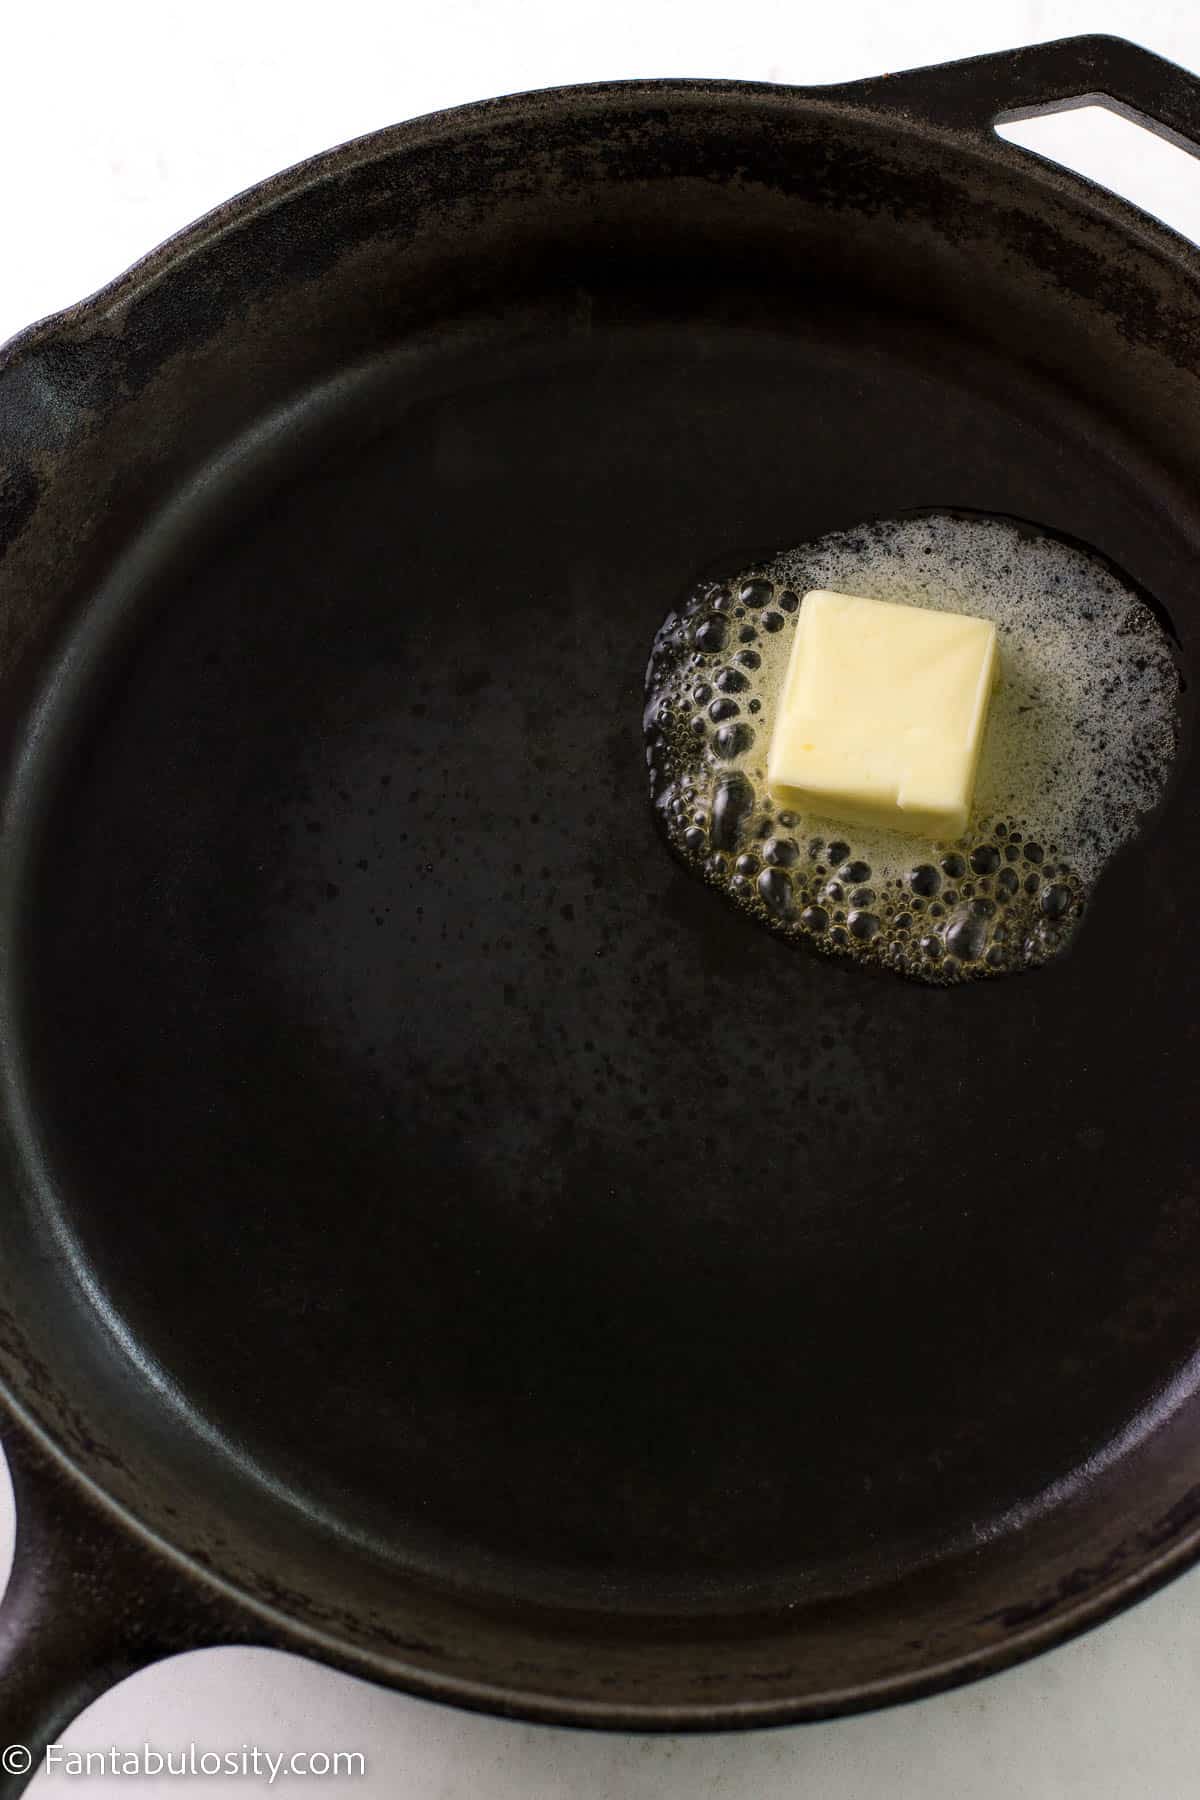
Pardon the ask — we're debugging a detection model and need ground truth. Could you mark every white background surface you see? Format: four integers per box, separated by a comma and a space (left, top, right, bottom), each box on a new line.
4, 0, 1200, 1793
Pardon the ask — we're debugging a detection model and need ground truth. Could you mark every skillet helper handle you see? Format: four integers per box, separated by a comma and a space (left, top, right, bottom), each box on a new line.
823, 33, 1200, 154
0, 1421, 267, 1794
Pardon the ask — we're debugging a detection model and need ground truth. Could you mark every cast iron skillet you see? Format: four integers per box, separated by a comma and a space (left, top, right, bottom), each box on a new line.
1, 30, 1200, 1774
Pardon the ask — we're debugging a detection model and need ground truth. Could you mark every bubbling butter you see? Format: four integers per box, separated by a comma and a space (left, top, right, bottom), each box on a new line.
643, 511, 1180, 984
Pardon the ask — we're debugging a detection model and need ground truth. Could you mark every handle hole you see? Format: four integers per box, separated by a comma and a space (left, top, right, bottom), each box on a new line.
997, 102, 1200, 244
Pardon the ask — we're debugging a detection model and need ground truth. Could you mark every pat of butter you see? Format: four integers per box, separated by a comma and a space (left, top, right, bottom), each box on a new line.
767, 590, 998, 839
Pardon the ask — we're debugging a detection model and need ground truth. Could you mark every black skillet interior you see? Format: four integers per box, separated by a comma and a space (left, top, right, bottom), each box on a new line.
4, 36, 1200, 1725
18, 307, 1200, 1606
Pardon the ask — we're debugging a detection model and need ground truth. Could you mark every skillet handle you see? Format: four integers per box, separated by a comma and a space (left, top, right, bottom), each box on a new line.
819, 33, 1200, 156
0, 1420, 269, 1793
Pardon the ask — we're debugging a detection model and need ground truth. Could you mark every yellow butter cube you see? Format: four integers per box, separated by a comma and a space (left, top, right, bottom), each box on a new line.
766, 590, 998, 839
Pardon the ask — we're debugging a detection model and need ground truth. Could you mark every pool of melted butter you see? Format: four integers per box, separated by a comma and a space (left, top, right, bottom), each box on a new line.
643, 512, 1180, 984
